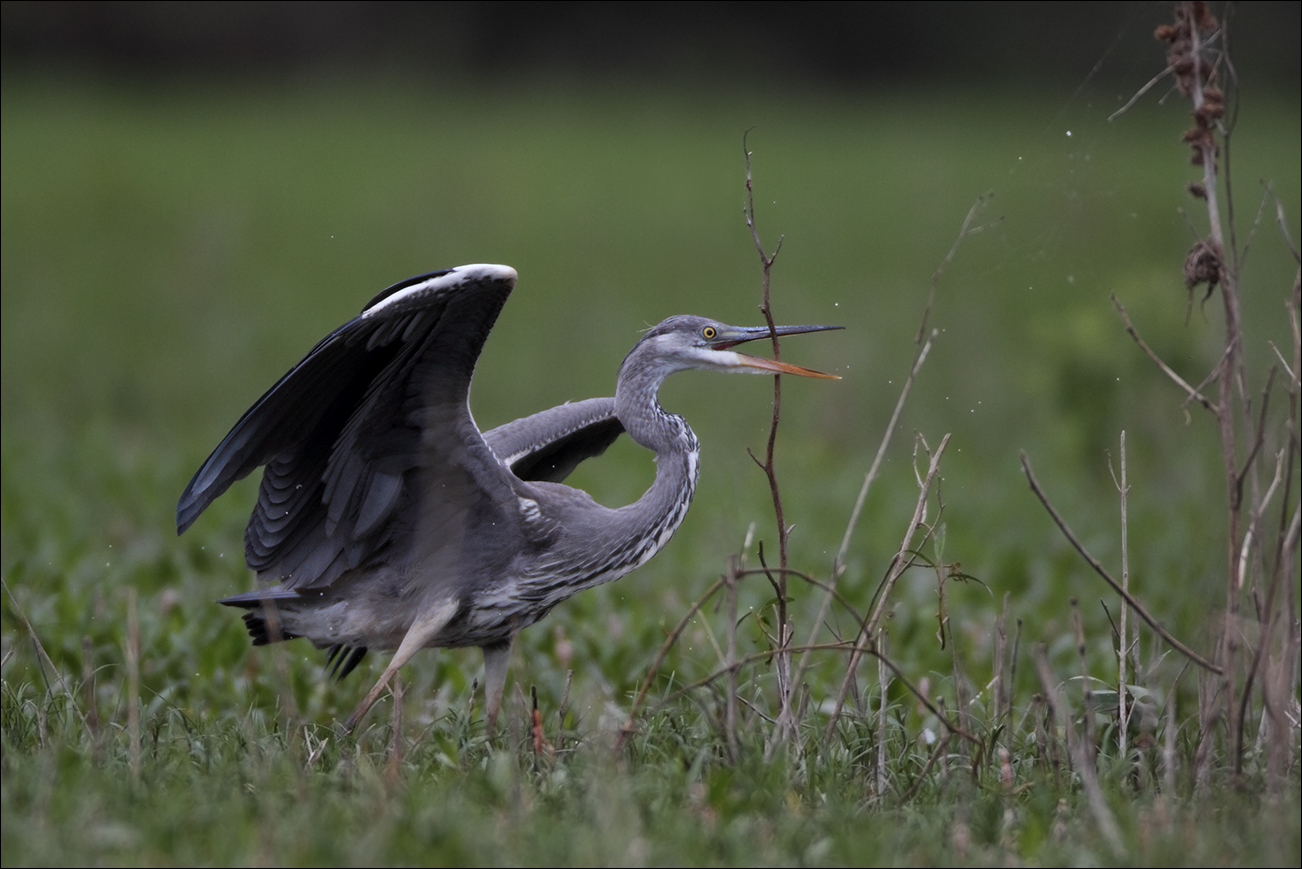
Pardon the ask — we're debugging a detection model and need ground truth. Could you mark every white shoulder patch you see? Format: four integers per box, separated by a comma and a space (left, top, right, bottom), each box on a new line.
363, 264, 518, 318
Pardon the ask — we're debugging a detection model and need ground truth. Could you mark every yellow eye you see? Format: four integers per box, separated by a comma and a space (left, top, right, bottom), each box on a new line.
702, 326, 717, 340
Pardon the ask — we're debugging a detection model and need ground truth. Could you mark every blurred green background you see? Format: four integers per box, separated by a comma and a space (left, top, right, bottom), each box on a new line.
2, 3, 1299, 723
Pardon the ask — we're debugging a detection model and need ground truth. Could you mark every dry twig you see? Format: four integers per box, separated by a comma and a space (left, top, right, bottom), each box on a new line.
741, 131, 797, 731
1020, 452, 1220, 675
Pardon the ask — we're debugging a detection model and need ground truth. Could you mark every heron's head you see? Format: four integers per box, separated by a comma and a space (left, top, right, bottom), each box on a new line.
623, 315, 841, 381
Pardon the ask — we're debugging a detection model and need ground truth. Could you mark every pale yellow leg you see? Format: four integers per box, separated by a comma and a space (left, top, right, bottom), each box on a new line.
344, 599, 458, 733
481, 639, 513, 732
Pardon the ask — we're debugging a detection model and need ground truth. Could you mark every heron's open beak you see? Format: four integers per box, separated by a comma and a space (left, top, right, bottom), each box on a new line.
711, 324, 842, 379
734, 354, 840, 379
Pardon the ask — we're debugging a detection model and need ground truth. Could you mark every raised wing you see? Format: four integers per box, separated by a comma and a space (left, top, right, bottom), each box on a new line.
176, 264, 521, 591
484, 397, 625, 484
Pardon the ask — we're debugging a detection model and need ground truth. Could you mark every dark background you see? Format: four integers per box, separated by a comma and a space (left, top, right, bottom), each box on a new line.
4, 1, 1299, 90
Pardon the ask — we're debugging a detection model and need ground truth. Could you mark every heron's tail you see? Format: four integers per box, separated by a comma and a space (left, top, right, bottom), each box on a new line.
219, 589, 367, 679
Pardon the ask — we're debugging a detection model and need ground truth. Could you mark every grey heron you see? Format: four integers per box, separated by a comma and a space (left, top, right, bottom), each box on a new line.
177, 264, 839, 731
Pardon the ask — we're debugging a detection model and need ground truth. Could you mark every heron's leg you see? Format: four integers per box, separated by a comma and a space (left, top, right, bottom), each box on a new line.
344, 598, 458, 733
481, 639, 513, 732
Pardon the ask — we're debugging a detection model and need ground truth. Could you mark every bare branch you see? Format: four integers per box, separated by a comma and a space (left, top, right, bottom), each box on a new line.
823, 434, 953, 741
1115, 431, 1132, 758
833, 330, 937, 575
1268, 189, 1300, 263
1034, 644, 1125, 858
645, 638, 979, 750
1020, 452, 1221, 674
919, 193, 997, 341
899, 734, 954, 804
742, 131, 798, 732
2, 578, 80, 714
1112, 294, 1217, 413
616, 576, 726, 750
794, 195, 991, 712
1108, 62, 1177, 122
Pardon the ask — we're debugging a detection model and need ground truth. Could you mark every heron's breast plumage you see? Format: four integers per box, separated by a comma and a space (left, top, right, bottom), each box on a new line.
452, 423, 700, 645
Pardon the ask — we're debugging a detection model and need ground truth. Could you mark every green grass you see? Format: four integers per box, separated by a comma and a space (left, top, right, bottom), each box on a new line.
3, 69, 1299, 866
4, 705, 1298, 866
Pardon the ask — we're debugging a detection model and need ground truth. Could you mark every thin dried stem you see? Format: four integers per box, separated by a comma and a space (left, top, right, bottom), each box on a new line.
1185, 2, 1247, 765
648, 638, 978, 750
865, 435, 951, 641
950, 607, 974, 767
1269, 190, 1301, 263
899, 733, 954, 804
876, 634, 890, 796
1034, 644, 1125, 858
918, 193, 997, 341
1112, 295, 1216, 414
386, 671, 405, 778
1071, 600, 1098, 770
834, 332, 937, 576
1163, 685, 1179, 793
1009, 618, 1023, 727
782, 328, 937, 735
1, 579, 85, 728
784, 197, 988, 751
741, 131, 795, 729
620, 544, 982, 751
1108, 61, 1177, 122
1237, 443, 1297, 779
1020, 452, 1221, 674
832, 193, 991, 580
823, 434, 952, 741
80, 636, 99, 739
126, 586, 141, 781
1113, 431, 1132, 758
724, 554, 740, 762
994, 594, 1010, 731
616, 576, 726, 751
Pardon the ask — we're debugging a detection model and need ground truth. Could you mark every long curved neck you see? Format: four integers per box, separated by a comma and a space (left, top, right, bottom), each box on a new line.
615, 345, 693, 457
611, 345, 700, 567
515, 340, 701, 611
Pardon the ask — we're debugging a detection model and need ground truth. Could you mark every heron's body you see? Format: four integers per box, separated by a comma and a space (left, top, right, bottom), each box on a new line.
178, 264, 836, 729
224, 396, 694, 657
